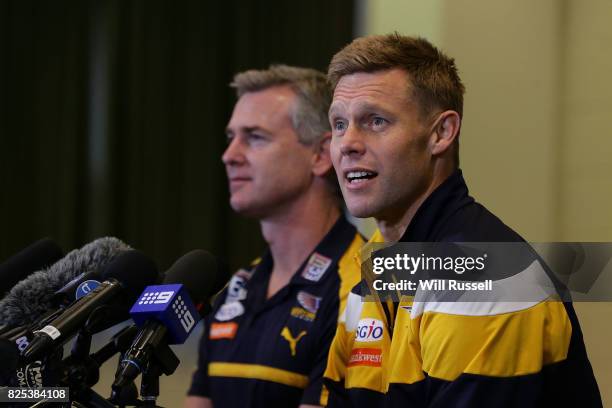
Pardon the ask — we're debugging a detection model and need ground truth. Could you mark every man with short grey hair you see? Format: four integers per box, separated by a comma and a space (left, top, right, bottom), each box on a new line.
185, 65, 362, 408
231, 65, 333, 146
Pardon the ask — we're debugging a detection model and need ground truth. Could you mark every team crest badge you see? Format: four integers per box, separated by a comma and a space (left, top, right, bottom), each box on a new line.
225, 269, 251, 303
215, 301, 245, 322
301, 252, 332, 282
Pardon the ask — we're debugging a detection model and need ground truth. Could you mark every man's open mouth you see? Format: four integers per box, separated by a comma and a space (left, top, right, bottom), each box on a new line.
346, 170, 378, 184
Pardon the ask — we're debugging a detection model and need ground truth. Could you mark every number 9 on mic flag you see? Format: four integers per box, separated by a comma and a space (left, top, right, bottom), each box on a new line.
130, 284, 201, 344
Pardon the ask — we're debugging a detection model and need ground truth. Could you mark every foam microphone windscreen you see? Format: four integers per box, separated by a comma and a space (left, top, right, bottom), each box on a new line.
50, 249, 159, 336
0, 238, 64, 296
0, 237, 130, 327
18, 250, 159, 362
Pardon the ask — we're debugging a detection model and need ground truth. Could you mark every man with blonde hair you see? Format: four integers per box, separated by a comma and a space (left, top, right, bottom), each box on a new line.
324, 34, 601, 407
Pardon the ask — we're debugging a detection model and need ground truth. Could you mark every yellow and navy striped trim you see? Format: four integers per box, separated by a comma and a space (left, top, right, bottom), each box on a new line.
208, 362, 309, 388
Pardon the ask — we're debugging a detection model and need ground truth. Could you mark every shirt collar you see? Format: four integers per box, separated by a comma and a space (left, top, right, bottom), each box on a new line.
251, 215, 357, 287
291, 215, 357, 286
354, 228, 384, 264
399, 169, 474, 242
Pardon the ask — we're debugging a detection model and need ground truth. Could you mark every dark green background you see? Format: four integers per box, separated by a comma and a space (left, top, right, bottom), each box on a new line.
0, 0, 354, 271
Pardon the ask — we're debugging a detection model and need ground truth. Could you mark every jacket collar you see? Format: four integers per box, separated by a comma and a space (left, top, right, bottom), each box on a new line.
400, 169, 474, 242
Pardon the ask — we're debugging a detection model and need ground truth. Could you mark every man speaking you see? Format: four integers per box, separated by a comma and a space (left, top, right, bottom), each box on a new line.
325, 34, 602, 407
185, 65, 362, 408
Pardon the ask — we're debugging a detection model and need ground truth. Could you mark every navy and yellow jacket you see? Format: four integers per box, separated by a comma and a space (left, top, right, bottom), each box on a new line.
386, 170, 602, 407
188, 216, 362, 408
324, 229, 397, 407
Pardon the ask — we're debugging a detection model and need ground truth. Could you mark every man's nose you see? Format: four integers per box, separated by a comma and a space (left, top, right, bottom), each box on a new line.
222, 137, 245, 166
339, 125, 366, 157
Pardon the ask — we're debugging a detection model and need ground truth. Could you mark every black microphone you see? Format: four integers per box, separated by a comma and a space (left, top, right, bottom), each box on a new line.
0, 328, 64, 388
161, 249, 228, 312
0, 338, 20, 385
0, 238, 64, 297
0, 237, 130, 329
21, 250, 158, 362
111, 250, 222, 391
53, 270, 104, 307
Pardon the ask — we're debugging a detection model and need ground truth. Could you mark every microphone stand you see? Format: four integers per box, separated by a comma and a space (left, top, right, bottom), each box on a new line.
139, 343, 180, 408
110, 340, 180, 408
54, 312, 139, 408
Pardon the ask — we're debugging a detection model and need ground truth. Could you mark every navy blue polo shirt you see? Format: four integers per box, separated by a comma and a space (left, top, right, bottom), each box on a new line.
188, 216, 362, 407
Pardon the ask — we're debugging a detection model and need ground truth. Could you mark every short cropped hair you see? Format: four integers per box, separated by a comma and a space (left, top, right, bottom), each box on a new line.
231, 65, 332, 146
328, 34, 465, 165
328, 33, 465, 120
231, 65, 340, 197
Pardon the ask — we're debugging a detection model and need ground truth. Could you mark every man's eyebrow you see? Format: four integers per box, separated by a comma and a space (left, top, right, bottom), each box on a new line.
328, 104, 344, 119
329, 101, 393, 119
225, 126, 271, 135
353, 101, 392, 115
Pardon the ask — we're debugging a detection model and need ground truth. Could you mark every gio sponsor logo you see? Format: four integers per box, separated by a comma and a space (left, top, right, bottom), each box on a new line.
138, 290, 175, 305
355, 319, 384, 342
171, 295, 196, 333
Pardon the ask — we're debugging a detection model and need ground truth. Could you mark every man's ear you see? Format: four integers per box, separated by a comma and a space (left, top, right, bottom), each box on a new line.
430, 111, 461, 156
312, 131, 333, 177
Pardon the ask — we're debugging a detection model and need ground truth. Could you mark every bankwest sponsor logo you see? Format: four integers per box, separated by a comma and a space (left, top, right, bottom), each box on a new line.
355, 319, 384, 342
348, 348, 382, 367
210, 322, 238, 340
